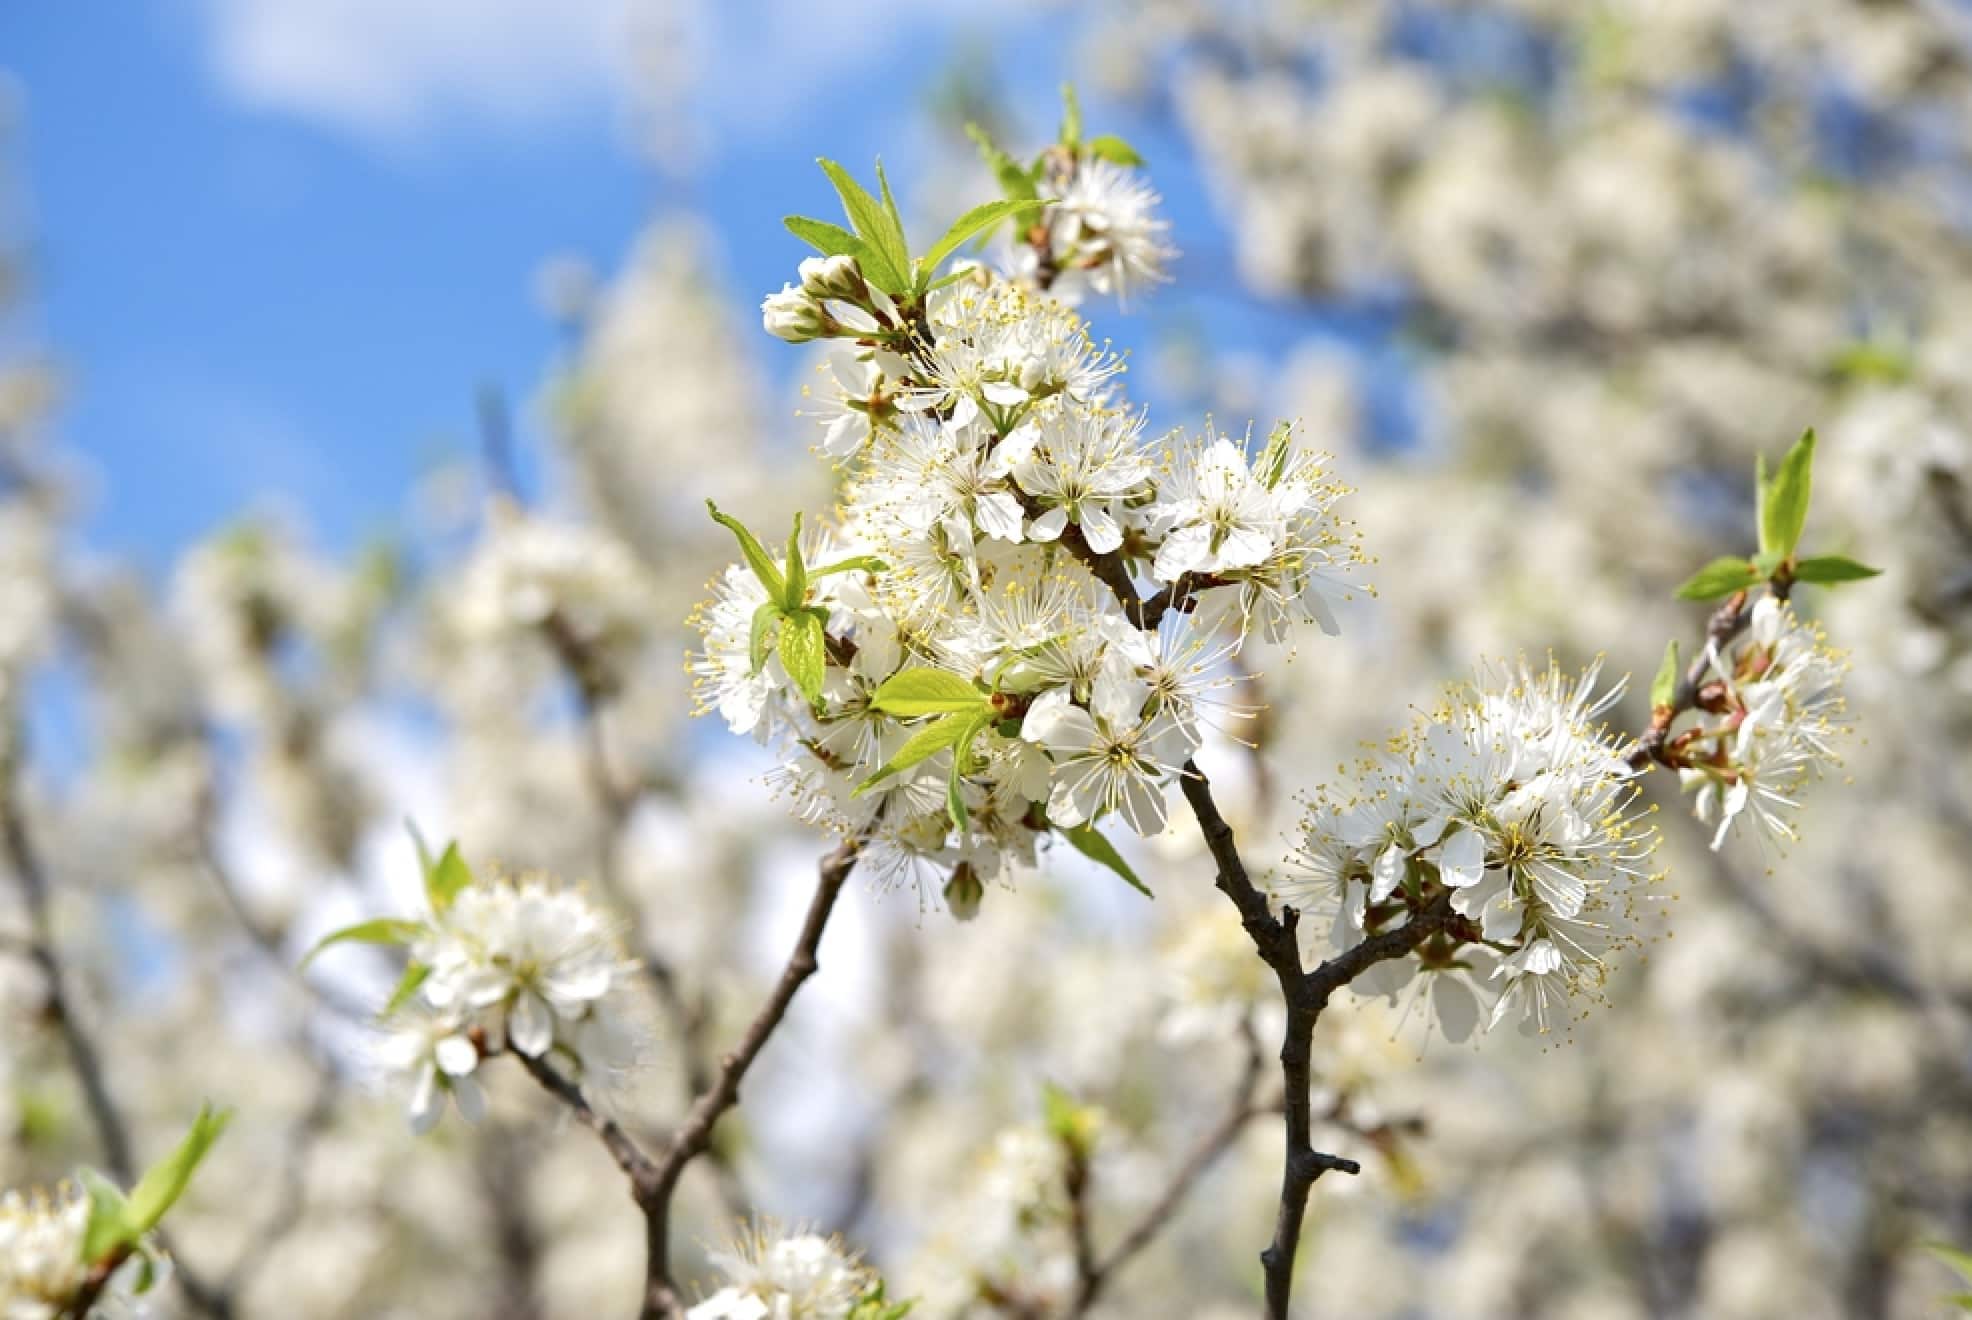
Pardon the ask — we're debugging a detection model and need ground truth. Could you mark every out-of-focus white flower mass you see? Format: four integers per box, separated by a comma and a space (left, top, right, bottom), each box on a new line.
7, 3, 1972, 1317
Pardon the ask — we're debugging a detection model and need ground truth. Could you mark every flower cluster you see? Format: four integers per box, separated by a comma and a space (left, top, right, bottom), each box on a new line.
0, 1183, 141, 1318
685, 1223, 903, 1320
1283, 660, 1660, 1036
698, 148, 1362, 907
1677, 596, 1850, 850
0, 1108, 227, 1318
344, 849, 641, 1132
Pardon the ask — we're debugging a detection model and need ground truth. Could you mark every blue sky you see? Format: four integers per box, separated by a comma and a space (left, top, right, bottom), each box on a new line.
2, 2, 1363, 571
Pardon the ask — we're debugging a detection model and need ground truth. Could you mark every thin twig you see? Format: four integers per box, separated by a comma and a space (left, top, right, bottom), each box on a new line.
1070, 1016, 1269, 1314
519, 838, 860, 1320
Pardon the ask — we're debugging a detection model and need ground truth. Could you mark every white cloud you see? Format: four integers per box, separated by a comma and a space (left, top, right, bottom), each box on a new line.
201, 0, 641, 141
197, 0, 1016, 152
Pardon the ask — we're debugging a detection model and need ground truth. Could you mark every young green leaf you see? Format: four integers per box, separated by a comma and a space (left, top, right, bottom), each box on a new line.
916, 199, 1043, 289
783, 215, 869, 260
123, 1103, 233, 1235
946, 763, 969, 832
707, 500, 786, 599
425, 842, 472, 912
1062, 823, 1150, 897
1751, 549, 1786, 580
967, 123, 1039, 202
382, 961, 432, 1017
854, 712, 975, 795
406, 819, 435, 881
875, 159, 912, 273
783, 511, 808, 609
1673, 556, 1759, 601
808, 554, 888, 579
815, 158, 908, 291
299, 917, 428, 970
1085, 134, 1144, 166
1650, 640, 1681, 709
750, 602, 784, 675
1928, 1241, 1972, 1284
778, 609, 828, 708
868, 668, 989, 716
79, 1167, 132, 1264
1761, 428, 1816, 560
1792, 555, 1883, 585
1059, 83, 1083, 148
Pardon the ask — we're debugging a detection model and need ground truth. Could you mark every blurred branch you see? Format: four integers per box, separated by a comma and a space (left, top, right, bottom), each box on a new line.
1069, 1016, 1269, 1315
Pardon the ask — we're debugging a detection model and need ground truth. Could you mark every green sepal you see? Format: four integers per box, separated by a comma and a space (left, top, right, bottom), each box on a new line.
1792, 555, 1882, 585
299, 917, 428, 970
1673, 556, 1759, 601
1062, 822, 1150, 898
707, 500, 787, 600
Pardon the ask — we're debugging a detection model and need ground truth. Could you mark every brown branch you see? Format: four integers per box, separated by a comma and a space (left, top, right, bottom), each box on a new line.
1070, 1017, 1269, 1314
1628, 591, 1750, 770
519, 838, 860, 1320
1, 755, 136, 1184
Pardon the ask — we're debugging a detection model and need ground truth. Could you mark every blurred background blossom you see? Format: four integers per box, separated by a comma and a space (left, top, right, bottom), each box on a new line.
4, 1, 1972, 1316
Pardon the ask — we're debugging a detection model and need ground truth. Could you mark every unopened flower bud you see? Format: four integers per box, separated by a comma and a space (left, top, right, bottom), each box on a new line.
798, 253, 869, 305
761, 284, 825, 342
943, 862, 984, 921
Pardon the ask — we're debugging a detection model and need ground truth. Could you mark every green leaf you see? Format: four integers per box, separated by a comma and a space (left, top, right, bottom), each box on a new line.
707, 500, 786, 600
778, 609, 828, 708
1062, 823, 1150, 898
750, 602, 784, 675
1931, 1242, 1972, 1284
854, 713, 976, 795
124, 1103, 233, 1235
808, 554, 887, 579
967, 124, 1039, 203
868, 668, 989, 716
946, 762, 969, 832
783, 215, 869, 260
382, 961, 432, 1017
1059, 83, 1083, 147
875, 159, 911, 272
1673, 556, 1759, 602
816, 158, 908, 292
299, 917, 427, 970
1792, 555, 1883, 585
1085, 134, 1143, 166
424, 842, 471, 913
79, 1167, 131, 1264
1649, 640, 1680, 710
1761, 428, 1816, 560
1751, 549, 1786, 580
915, 199, 1044, 289
783, 511, 808, 609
